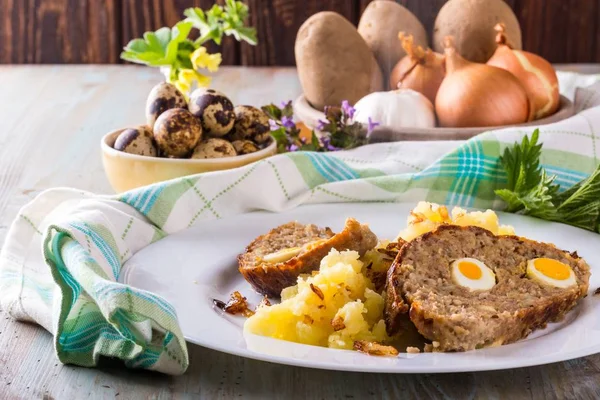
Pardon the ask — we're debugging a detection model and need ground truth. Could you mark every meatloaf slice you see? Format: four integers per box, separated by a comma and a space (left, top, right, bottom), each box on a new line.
239, 218, 378, 297
385, 225, 590, 351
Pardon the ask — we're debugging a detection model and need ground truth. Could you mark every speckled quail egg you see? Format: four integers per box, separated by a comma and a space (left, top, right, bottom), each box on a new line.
231, 105, 271, 144
153, 108, 202, 158
188, 88, 235, 137
451, 258, 496, 291
114, 126, 158, 157
135, 124, 155, 139
527, 258, 576, 288
145, 82, 187, 128
191, 138, 237, 159
231, 140, 260, 155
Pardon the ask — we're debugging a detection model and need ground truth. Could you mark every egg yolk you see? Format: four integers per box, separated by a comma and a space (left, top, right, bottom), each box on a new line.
532, 258, 571, 280
458, 261, 482, 280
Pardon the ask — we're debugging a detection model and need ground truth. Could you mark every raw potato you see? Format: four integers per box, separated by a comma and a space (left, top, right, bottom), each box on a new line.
433, 0, 522, 63
145, 82, 187, 128
358, 0, 427, 86
295, 11, 383, 111
153, 108, 202, 158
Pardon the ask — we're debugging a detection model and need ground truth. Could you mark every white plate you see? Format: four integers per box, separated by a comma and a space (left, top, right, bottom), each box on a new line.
120, 203, 600, 373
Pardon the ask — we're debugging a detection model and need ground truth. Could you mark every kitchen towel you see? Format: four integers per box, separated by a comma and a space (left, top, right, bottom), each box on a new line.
1, 75, 599, 375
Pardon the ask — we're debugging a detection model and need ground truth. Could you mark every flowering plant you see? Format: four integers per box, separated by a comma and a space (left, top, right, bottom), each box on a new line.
120, 0, 256, 94
262, 101, 379, 153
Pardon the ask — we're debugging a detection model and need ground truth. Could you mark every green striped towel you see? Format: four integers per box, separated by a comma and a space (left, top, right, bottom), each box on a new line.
1, 75, 599, 375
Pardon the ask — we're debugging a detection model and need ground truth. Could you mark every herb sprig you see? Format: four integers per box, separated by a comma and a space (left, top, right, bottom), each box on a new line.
120, 1, 256, 93
184, 0, 257, 45
495, 129, 600, 232
262, 101, 378, 153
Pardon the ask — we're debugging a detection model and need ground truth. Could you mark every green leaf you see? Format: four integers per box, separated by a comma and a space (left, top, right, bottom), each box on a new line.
495, 189, 526, 213
124, 38, 150, 53
499, 128, 543, 193
555, 200, 600, 231
495, 169, 559, 214
185, 2, 257, 46
120, 23, 193, 67
154, 27, 172, 48
184, 8, 210, 32
143, 32, 163, 53
310, 132, 320, 149
164, 21, 192, 64
556, 164, 600, 211
261, 104, 282, 120
226, 26, 257, 45
269, 127, 288, 153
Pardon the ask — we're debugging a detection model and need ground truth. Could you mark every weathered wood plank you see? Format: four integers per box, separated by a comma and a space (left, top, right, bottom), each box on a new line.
2, 0, 600, 65
2, 312, 600, 400
0, 0, 120, 63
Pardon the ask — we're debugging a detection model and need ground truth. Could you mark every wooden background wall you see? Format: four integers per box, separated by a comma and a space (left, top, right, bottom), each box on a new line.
1, 0, 599, 65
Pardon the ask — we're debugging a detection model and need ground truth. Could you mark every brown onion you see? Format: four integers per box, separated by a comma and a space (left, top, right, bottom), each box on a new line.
435, 36, 530, 128
389, 33, 445, 104
487, 23, 559, 120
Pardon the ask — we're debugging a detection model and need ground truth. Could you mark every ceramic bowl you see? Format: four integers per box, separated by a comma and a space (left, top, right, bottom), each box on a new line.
101, 129, 277, 193
294, 95, 575, 142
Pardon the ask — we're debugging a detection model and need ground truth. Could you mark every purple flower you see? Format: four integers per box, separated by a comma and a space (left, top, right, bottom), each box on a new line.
316, 119, 328, 131
269, 119, 280, 131
281, 116, 295, 129
287, 143, 299, 152
341, 100, 355, 120
280, 100, 292, 109
367, 117, 380, 134
320, 135, 340, 152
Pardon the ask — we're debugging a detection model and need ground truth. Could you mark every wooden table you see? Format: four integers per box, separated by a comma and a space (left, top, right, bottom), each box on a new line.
1, 65, 600, 400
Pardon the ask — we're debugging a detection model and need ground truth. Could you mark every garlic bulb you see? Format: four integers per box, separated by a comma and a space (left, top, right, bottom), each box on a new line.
354, 89, 436, 129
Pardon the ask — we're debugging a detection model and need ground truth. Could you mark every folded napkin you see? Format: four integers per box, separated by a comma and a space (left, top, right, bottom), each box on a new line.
1, 73, 599, 375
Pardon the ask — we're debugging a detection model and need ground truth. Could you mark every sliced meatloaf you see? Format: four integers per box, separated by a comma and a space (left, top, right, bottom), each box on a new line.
385, 225, 590, 352
239, 218, 378, 297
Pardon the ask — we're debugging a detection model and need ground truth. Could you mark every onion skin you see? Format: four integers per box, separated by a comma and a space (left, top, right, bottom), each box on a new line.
435, 37, 530, 128
487, 24, 559, 120
389, 33, 445, 104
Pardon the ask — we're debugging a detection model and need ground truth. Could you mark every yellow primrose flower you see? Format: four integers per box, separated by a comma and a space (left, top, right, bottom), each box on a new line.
178, 69, 196, 86
190, 47, 222, 72
174, 80, 190, 97
177, 69, 212, 93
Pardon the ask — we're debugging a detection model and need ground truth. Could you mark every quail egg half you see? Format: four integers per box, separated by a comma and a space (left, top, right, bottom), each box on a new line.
451, 258, 496, 291
527, 258, 576, 288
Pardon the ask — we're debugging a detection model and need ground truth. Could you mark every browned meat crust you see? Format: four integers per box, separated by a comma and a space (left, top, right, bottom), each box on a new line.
238, 218, 378, 297
384, 225, 590, 351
